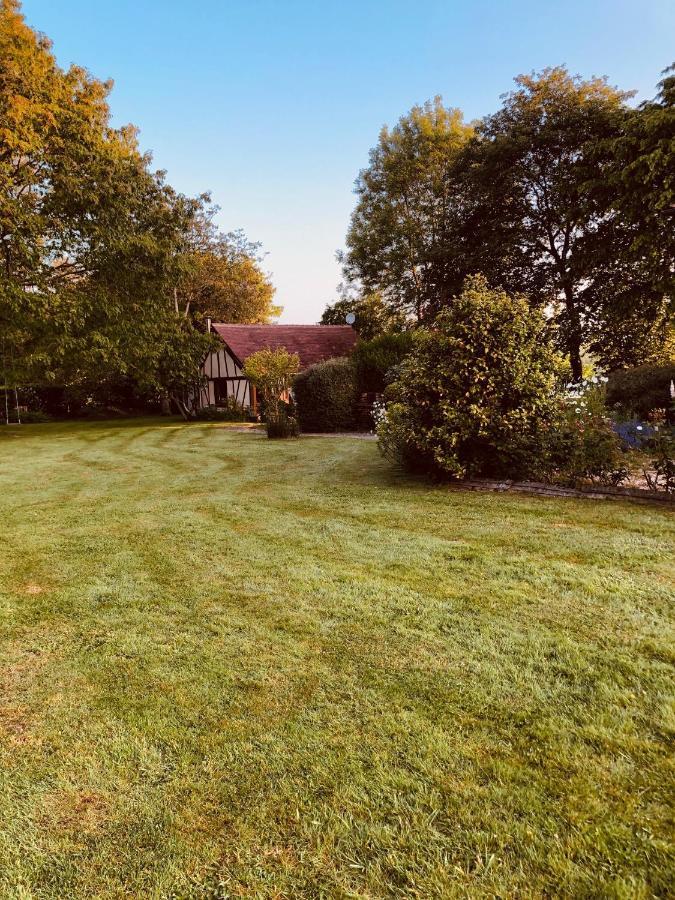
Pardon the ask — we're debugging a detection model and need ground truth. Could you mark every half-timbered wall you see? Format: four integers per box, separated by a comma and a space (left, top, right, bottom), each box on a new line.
198, 346, 251, 409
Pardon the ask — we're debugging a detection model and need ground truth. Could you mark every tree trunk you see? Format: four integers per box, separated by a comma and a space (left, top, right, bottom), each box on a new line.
562, 283, 583, 382
170, 395, 192, 420
568, 333, 583, 383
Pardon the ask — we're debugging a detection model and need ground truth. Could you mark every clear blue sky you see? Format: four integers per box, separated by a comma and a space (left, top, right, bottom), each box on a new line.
21, 0, 675, 323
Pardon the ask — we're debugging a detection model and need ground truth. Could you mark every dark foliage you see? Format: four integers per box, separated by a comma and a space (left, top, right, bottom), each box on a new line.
266, 410, 299, 439
606, 363, 675, 419
643, 426, 675, 494
193, 400, 248, 422
293, 357, 359, 432
548, 411, 629, 487
352, 332, 414, 394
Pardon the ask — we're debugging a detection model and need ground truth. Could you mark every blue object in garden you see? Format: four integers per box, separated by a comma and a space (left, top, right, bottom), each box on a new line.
612, 419, 655, 449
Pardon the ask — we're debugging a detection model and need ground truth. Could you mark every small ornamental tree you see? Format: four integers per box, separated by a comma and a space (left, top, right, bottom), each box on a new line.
377, 276, 563, 479
243, 348, 300, 438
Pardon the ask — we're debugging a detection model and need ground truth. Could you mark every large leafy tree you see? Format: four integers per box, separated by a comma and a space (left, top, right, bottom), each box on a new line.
0, 0, 216, 412
320, 290, 407, 340
176, 218, 280, 324
462, 68, 636, 380
344, 97, 473, 323
583, 65, 675, 369
344, 68, 672, 379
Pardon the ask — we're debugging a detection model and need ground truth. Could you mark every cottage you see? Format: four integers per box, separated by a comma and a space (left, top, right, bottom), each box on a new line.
196, 323, 358, 413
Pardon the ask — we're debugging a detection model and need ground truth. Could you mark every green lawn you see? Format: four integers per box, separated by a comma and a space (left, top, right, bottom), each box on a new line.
0, 419, 673, 899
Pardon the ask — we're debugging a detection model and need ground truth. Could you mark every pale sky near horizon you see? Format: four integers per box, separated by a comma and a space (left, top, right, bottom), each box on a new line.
21, 0, 675, 323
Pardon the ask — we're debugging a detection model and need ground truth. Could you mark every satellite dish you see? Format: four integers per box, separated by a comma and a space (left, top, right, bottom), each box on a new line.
345, 312, 356, 325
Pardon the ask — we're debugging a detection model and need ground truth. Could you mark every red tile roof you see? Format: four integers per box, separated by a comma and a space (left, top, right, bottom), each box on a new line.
211, 324, 358, 369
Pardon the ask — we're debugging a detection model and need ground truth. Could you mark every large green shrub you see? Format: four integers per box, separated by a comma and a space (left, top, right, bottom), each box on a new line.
606, 363, 675, 419
293, 357, 359, 432
352, 332, 414, 393
376, 276, 563, 480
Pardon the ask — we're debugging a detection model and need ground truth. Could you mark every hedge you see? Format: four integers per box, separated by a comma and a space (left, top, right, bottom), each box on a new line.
352, 332, 414, 393
293, 357, 359, 432
606, 363, 675, 419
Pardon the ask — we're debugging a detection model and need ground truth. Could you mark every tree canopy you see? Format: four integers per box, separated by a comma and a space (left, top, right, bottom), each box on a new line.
0, 0, 277, 414
342, 68, 674, 377
344, 98, 473, 324
320, 290, 407, 340
176, 214, 280, 325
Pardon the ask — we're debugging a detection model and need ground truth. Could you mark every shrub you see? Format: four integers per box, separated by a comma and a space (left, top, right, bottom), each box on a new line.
266, 410, 300, 439
548, 408, 630, 487
352, 332, 414, 393
194, 398, 248, 422
643, 426, 675, 494
293, 357, 359, 432
376, 276, 563, 480
606, 363, 675, 420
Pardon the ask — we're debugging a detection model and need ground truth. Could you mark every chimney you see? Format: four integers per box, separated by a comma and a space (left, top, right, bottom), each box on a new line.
206, 316, 212, 333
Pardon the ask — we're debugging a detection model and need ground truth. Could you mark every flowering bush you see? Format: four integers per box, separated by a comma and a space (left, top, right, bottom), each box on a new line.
370, 398, 388, 433
548, 378, 630, 486
376, 276, 563, 480
564, 376, 609, 417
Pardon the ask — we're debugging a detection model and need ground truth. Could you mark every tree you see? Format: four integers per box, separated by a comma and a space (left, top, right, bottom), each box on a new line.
463, 68, 635, 380
344, 97, 473, 323
243, 348, 299, 437
0, 0, 217, 414
377, 276, 563, 480
351, 332, 414, 393
177, 216, 280, 324
583, 65, 674, 369
320, 290, 406, 340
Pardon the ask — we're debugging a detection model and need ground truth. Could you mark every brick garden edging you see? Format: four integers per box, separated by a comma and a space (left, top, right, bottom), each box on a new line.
448, 479, 674, 504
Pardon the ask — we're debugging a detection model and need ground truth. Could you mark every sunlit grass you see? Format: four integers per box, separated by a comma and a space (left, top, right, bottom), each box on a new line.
0, 418, 673, 898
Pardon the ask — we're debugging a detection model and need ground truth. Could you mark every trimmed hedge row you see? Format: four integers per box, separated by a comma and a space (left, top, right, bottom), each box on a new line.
292, 334, 415, 433
293, 357, 359, 432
